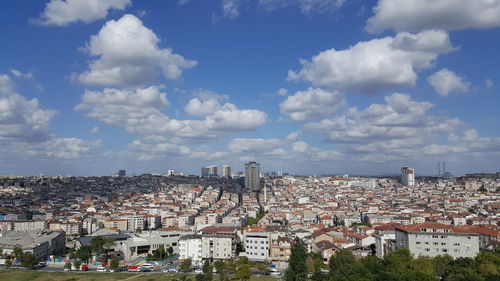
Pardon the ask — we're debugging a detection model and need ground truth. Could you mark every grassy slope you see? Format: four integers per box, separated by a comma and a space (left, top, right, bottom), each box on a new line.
0, 270, 279, 281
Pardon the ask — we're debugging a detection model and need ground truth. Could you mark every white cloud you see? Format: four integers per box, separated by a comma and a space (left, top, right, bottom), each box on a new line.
10, 69, 33, 79
0, 74, 97, 160
184, 91, 228, 117
76, 87, 267, 141
292, 141, 309, 153
259, 0, 346, 14
288, 30, 454, 94
228, 138, 281, 153
222, 0, 240, 19
280, 87, 344, 120
90, 126, 100, 134
37, 0, 131, 26
427, 68, 470, 96
77, 14, 197, 87
303, 92, 500, 161
0, 75, 56, 142
277, 88, 288, 96
286, 131, 300, 141
366, 0, 500, 33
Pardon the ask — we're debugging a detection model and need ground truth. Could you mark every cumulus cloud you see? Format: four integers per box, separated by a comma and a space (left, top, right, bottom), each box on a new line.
185, 91, 228, 117
0, 74, 96, 159
366, 0, 500, 33
77, 14, 197, 87
76, 87, 267, 141
303, 92, 500, 161
427, 68, 470, 96
37, 0, 131, 26
0, 74, 56, 142
280, 87, 345, 120
288, 30, 455, 94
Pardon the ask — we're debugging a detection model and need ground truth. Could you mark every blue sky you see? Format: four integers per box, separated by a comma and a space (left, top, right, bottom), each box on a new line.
1, 0, 499, 176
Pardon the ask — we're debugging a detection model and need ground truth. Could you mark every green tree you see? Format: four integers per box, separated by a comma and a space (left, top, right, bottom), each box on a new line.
167, 246, 174, 256
0, 248, 3, 257
20, 252, 38, 269
431, 254, 453, 278
136, 227, 143, 233
64, 261, 72, 270
110, 257, 120, 270
235, 263, 252, 281
202, 260, 213, 281
307, 252, 324, 274
214, 260, 228, 281
12, 246, 23, 258
149, 244, 167, 261
73, 260, 82, 270
329, 249, 358, 278
179, 258, 192, 272
5, 258, 12, 269
90, 236, 115, 256
284, 242, 308, 281
75, 245, 93, 263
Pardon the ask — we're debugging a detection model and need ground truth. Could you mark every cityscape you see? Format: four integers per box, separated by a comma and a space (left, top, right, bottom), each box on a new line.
1, 1, 500, 281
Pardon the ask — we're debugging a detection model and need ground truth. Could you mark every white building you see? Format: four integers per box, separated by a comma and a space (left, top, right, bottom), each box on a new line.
401, 167, 415, 186
127, 216, 145, 231
222, 165, 232, 178
395, 222, 480, 259
179, 235, 202, 265
244, 227, 270, 261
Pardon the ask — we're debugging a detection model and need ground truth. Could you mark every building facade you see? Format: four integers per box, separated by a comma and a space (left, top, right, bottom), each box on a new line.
244, 227, 270, 261
401, 167, 415, 186
245, 162, 260, 191
179, 235, 202, 265
395, 222, 480, 259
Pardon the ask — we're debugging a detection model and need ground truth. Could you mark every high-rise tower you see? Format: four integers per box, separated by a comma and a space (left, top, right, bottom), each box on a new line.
245, 162, 260, 191
401, 167, 415, 186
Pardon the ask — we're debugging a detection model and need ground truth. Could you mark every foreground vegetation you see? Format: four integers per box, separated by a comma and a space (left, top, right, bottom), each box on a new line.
0, 270, 278, 281
285, 242, 500, 281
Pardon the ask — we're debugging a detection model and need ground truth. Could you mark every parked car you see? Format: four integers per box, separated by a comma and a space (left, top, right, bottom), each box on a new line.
97, 266, 107, 272
194, 268, 203, 274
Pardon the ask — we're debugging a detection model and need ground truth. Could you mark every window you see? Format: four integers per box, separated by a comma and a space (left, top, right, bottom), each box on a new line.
454, 249, 460, 253
442, 249, 448, 252
432, 235, 439, 238
433, 242, 438, 245
425, 248, 430, 252
441, 242, 446, 245
467, 237, 471, 239
441, 236, 445, 238
454, 243, 460, 246
416, 242, 421, 245
424, 242, 429, 245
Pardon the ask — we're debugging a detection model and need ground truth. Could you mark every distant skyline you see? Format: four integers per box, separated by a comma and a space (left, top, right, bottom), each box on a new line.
1, 0, 499, 176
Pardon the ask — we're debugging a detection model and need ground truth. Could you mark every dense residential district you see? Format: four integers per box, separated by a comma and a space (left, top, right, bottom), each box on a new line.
0, 163, 499, 280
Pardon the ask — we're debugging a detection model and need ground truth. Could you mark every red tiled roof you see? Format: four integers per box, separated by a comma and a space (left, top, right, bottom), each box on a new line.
396, 222, 476, 234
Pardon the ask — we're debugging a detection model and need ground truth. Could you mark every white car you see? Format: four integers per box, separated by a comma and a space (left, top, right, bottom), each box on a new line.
168, 268, 178, 273
194, 268, 203, 274
97, 266, 108, 272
